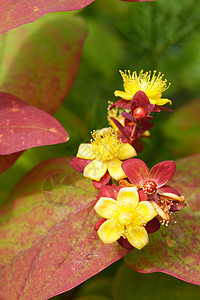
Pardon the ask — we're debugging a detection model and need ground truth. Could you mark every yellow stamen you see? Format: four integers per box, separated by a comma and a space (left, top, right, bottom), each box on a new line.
150, 200, 170, 221
91, 128, 122, 161
159, 192, 185, 203
114, 70, 172, 106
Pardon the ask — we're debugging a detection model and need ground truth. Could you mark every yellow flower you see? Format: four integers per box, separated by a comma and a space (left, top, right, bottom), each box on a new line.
107, 102, 125, 131
94, 187, 157, 250
114, 70, 172, 106
76, 128, 137, 181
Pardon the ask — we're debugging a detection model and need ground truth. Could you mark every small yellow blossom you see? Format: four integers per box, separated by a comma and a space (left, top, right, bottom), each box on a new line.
142, 130, 151, 137
107, 102, 125, 131
94, 187, 157, 249
114, 70, 172, 106
76, 128, 137, 181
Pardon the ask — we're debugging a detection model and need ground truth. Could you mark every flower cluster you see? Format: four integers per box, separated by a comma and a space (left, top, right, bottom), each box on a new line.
71, 70, 185, 250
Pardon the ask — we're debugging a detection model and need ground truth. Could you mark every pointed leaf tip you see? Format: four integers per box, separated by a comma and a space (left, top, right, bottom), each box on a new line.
0, 92, 69, 155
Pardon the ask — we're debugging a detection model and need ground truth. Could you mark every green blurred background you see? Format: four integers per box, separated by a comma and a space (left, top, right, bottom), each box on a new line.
1, 0, 200, 298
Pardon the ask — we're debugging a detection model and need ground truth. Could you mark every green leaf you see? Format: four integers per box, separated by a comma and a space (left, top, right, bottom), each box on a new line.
77, 277, 113, 299
124, 153, 200, 285
162, 99, 200, 159
113, 264, 200, 300
75, 296, 110, 300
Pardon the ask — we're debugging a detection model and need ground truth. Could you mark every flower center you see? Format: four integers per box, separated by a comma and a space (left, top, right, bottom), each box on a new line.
133, 107, 147, 119
143, 180, 157, 195
118, 212, 132, 225
91, 128, 122, 161
120, 70, 170, 100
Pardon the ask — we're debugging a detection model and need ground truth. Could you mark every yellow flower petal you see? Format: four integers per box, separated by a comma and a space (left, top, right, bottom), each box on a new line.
84, 159, 107, 181
107, 158, 126, 181
149, 97, 172, 106
117, 143, 137, 160
98, 220, 123, 244
126, 225, 149, 250
91, 128, 123, 161
77, 143, 96, 160
114, 90, 133, 100
94, 197, 117, 219
117, 186, 139, 208
135, 201, 157, 225
115, 70, 172, 107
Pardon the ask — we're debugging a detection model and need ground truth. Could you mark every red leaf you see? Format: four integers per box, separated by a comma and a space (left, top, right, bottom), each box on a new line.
0, 157, 129, 299
0, 0, 95, 34
0, 13, 87, 114
0, 92, 69, 154
0, 13, 86, 169
124, 153, 200, 285
0, 152, 23, 174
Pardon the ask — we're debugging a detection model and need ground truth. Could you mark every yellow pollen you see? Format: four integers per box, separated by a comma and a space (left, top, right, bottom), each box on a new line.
118, 212, 132, 225
120, 70, 171, 99
91, 128, 122, 161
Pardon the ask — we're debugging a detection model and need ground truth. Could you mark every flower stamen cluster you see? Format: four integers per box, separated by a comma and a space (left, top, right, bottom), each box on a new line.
141, 180, 157, 195
91, 128, 122, 161
71, 127, 137, 183
114, 70, 171, 105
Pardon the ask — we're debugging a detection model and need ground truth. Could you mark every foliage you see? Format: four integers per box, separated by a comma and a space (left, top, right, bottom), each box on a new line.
0, 0, 200, 299
0, 0, 96, 34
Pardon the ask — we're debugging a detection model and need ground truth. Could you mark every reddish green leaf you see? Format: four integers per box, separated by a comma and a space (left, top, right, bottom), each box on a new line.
0, 13, 86, 168
124, 153, 200, 285
0, 152, 22, 174
0, 13, 87, 114
113, 264, 200, 300
0, 157, 128, 299
0, 92, 69, 154
0, 0, 95, 34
